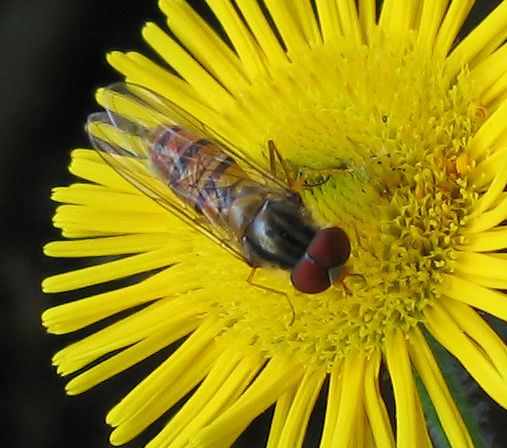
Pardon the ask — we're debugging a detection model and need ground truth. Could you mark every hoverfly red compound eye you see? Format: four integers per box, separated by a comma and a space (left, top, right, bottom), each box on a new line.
306, 227, 350, 268
291, 258, 331, 293
290, 227, 351, 293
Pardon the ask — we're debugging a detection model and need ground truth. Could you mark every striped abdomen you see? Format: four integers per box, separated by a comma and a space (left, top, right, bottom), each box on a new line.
148, 125, 263, 225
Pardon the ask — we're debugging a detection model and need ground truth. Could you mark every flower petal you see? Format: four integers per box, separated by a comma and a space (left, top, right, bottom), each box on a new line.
409, 327, 474, 447
206, 0, 270, 78
455, 252, 507, 282
42, 246, 188, 292
442, 273, 507, 321
319, 362, 342, 448
448, 1, 507, 69
327, 353, 366, 447
53, 294, 206, 376
43, 233, 169, 257
432, 0, 475, 61
385, 329, 432, 448
471, 43, 507, 104
460, 227, 507, 252
363, 349, 395, 448
144, 345, 265, 448
107, 316, 226, 444
42, 267, 206, 333
416, 0, 451, 53
143, 22, 234, 110
467, 97, 507, 161
466, 193, 507, 233
425, 301, 507, 408
190, 357, 304, 448
378, 0, 418, 37
160, 0, 249, 92
266, 369, 326, 448
234, 0, 288, 66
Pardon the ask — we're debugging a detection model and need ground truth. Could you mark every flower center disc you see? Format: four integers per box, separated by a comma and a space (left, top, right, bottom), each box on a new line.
205, 32, 480, 370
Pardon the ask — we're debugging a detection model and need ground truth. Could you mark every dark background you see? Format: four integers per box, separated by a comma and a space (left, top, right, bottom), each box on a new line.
1, 1, 506, 447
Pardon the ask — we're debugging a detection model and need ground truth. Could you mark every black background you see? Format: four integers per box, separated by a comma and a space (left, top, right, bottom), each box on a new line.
1, 1, 506, 447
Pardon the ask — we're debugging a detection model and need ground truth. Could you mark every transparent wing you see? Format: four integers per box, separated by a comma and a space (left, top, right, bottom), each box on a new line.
86, 83, 294, 264
95, 82, 293, 190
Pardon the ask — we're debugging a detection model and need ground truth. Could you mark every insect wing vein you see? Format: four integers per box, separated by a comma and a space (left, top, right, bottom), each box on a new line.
108, 82, 292, 193
87, 111, 246, 263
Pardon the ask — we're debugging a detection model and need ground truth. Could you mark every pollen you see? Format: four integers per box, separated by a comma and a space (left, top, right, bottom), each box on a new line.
206, 32, 481, 370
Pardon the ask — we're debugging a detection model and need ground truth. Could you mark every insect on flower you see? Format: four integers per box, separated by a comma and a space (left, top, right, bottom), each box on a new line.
87, 83, 351, 295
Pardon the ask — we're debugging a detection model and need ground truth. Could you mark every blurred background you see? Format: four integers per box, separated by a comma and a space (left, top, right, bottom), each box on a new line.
1, 1, 506, 447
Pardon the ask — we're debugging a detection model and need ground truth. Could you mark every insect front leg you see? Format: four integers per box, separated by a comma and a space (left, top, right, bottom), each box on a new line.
246, 268, 296, 326
267, 140, 354, 190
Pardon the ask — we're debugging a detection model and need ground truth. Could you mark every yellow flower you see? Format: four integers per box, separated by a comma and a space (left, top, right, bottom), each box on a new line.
43, 1, 507, 447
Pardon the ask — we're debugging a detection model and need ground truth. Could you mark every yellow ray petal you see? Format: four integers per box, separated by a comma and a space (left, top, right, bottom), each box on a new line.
416, 0, 450, 53
357, 0, 376, 41
93, 85, 168, 129
409, 327, 474, 448
447, 1, 507, 70
378, 0, 418, 37
106, 51, 223, 129
190, 357, 304, 448
266, 369, 326, 448
468, 146, 507, 191
319, 363, 343, 448
459, 227, 507, 252
49, 183, 164, 214
470, 43, 507, 97
328, 352, 366, 447
442, 273, 507, 321
147, 347, 265, 448
203, 0, 268, 79
51, 204, 174, 237
43, 245, 190, 292
117, 338, 263, 447
440, 299, 507, 385
469, 148, 507, 217
482, 72, 507, 108
385, 329, 432, 448
336, 0, 362, 46
455, 251, 507, 281
43, 233, 170, 257
66, 318, 200, 396
233, 0, 288, 67
466, 93, 507, 161
466, 193, 507, 233
43, 266, 204, 333
455, 272, 507, 290
159, 0, 249, 93
363, 349, 395, 448
53, 294, 206, 375
142, 23, 234, 110
425, 302, 507, 408
263, 0, 308, 54
106, 316, 221, 428
297, 0, 323, 47
69, 149, 138, 192
315, 0, 342, 44
432, 0, 476, 62
266, 386, 296, 448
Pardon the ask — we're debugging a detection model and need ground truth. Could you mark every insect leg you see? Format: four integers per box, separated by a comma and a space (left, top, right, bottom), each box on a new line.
332, 269, 365, 295
267, 140, 355, 190
292, 167, 355, 190
267, 140, 296, 187
246, 268, 296, 326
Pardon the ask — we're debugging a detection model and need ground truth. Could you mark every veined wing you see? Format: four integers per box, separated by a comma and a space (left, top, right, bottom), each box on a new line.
87, 110, 247, 263
96, 82, 294, 193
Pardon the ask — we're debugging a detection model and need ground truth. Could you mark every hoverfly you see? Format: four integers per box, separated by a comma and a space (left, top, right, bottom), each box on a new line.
87, 83, 351, 294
